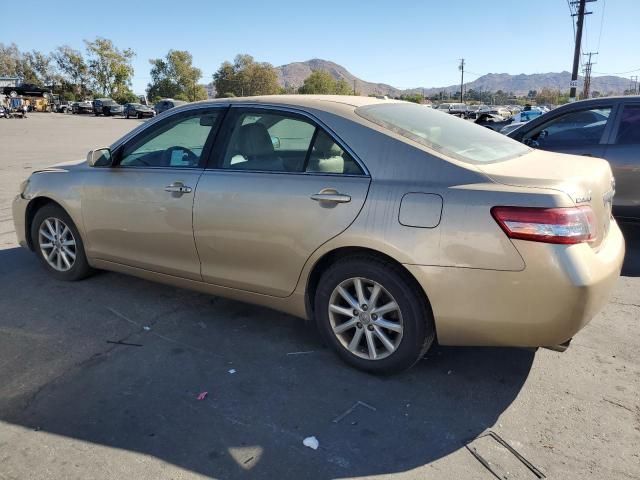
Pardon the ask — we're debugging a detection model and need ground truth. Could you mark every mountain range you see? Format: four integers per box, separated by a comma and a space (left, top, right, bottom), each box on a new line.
275, 59, 631, 97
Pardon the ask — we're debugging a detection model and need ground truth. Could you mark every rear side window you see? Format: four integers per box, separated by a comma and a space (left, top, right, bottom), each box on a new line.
306, 130, 363, 175
222, 111, 315, 172
615, 105, 640, 144
356, 102, 530, 164
221, 110, 364, 175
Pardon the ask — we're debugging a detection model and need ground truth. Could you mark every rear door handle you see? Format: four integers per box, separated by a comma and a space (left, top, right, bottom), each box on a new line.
310, 191, 351, 203
164, 182, 192, 194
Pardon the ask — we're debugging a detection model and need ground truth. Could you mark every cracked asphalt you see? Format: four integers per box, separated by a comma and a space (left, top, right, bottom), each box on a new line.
0, 114, 638, 479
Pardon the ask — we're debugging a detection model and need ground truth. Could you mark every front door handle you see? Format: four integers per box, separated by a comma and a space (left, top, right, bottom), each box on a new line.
310, 189, 351, 204
164, 182, 192, 194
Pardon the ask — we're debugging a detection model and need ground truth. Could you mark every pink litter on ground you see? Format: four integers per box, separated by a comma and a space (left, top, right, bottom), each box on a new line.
196, 391, 208, 400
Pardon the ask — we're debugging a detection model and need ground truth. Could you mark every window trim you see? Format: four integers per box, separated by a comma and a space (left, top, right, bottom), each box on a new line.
521, 104, 614, 146
207, 104, 370, 177
112, 106, 228, 170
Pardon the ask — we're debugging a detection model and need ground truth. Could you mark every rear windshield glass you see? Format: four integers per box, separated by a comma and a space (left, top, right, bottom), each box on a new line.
356, 103, 530, 164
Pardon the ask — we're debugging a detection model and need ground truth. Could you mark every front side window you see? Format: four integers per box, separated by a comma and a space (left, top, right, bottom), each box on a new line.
119, 110, 220, 168
356, 102, 529, 164
524, 107, 611, 148
615, 104, 640, 144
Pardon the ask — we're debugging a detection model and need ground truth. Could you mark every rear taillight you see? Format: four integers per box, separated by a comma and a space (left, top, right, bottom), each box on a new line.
491, 206, 596, 244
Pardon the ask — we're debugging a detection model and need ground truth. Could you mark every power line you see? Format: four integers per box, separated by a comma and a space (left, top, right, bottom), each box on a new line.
582, 52, 598, 98
593, 67, 640, 75
596, 0, 606, 53
567, 0, 576, 38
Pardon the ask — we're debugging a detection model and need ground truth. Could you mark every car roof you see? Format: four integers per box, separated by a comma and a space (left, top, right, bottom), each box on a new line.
179, 95, 402, 119
557, 95, 640, 108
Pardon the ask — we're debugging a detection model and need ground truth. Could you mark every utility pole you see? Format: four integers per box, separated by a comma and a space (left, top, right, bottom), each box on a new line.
353, 79, 356, 95
569, 0, 595, 101
631, 76, 639, 95
582, 52, 598, 99
458, 58, 465, 103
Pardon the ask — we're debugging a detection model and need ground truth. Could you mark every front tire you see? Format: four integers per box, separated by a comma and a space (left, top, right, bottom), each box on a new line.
314, 255, 435, 374
31, 204, 93, 281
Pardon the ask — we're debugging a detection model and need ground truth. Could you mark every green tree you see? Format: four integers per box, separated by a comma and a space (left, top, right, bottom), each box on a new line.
299, 70, 336, 94
334, 79, 353, 95
535, 88, 561, 105
213, 54, 279, 98
21, 50, 54, 85
147, 50, 207, 102
52, 46, 89, 97
0, 43, 21, 78
399, 93, 424, 104
84, 38, 135, 97
298, 70, 354, 95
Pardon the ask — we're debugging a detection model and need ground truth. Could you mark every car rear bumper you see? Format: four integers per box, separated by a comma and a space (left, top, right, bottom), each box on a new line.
12, 194, 28, 248
405, 220, 625, 347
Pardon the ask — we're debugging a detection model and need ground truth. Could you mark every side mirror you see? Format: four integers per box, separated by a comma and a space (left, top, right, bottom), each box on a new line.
87, 147, 113, 167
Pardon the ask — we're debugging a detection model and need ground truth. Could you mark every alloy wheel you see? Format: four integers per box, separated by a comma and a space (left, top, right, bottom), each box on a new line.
38, 217, 77, 272
328, 277, 404, 360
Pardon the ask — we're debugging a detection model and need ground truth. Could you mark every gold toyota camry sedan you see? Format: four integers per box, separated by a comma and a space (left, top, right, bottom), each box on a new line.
12, 95, 625, 373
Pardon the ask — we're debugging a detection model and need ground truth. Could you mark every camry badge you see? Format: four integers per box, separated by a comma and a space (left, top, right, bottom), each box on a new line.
573, 191, 592, 204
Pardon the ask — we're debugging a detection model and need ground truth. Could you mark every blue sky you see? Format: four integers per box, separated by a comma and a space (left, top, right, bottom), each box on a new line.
2, 0, 637, 94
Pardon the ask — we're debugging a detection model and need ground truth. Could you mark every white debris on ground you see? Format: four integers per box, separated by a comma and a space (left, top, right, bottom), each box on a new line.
303, 436, 319, 450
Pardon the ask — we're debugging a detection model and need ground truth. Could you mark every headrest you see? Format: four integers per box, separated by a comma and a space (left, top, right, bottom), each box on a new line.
313, 133, 343, 157
238, 123, 274, 157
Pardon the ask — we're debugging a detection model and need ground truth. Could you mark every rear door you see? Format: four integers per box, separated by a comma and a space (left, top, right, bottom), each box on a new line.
193, 106, 371, 297
602, 100, 640, 218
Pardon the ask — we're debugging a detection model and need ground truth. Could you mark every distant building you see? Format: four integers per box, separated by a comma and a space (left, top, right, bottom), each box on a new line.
0, 76, 19, 88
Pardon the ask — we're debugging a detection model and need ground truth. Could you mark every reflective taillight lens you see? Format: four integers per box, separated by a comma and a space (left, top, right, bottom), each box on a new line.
491, 206, 596, 244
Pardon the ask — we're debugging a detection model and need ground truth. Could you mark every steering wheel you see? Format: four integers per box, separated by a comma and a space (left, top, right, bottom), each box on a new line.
162, 146, 199, 166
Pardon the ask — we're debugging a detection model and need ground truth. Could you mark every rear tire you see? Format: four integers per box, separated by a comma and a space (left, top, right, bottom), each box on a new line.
31, 204, 93, 281
314, 255, 435, 374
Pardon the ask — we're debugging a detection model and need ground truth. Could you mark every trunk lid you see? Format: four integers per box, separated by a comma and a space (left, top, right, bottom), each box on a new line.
478, 149, 615, 248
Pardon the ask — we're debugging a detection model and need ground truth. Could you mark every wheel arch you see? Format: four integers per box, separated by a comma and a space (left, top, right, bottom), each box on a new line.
304, 246, 433, 321
25, 197, 66, 250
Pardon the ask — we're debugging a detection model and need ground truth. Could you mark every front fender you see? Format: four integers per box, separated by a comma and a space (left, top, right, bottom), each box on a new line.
20, 171, 86, 250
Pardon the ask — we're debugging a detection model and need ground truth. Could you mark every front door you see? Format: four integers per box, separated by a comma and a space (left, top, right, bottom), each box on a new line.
82, 107, 225, 280
520, 105, 613, 158
193, 107, 371, 297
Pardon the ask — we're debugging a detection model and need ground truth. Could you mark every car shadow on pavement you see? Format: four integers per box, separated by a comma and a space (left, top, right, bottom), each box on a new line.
0, 246, 534, 479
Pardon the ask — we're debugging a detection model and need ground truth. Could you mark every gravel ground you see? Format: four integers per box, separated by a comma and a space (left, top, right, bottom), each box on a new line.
0, 113, 638, 480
